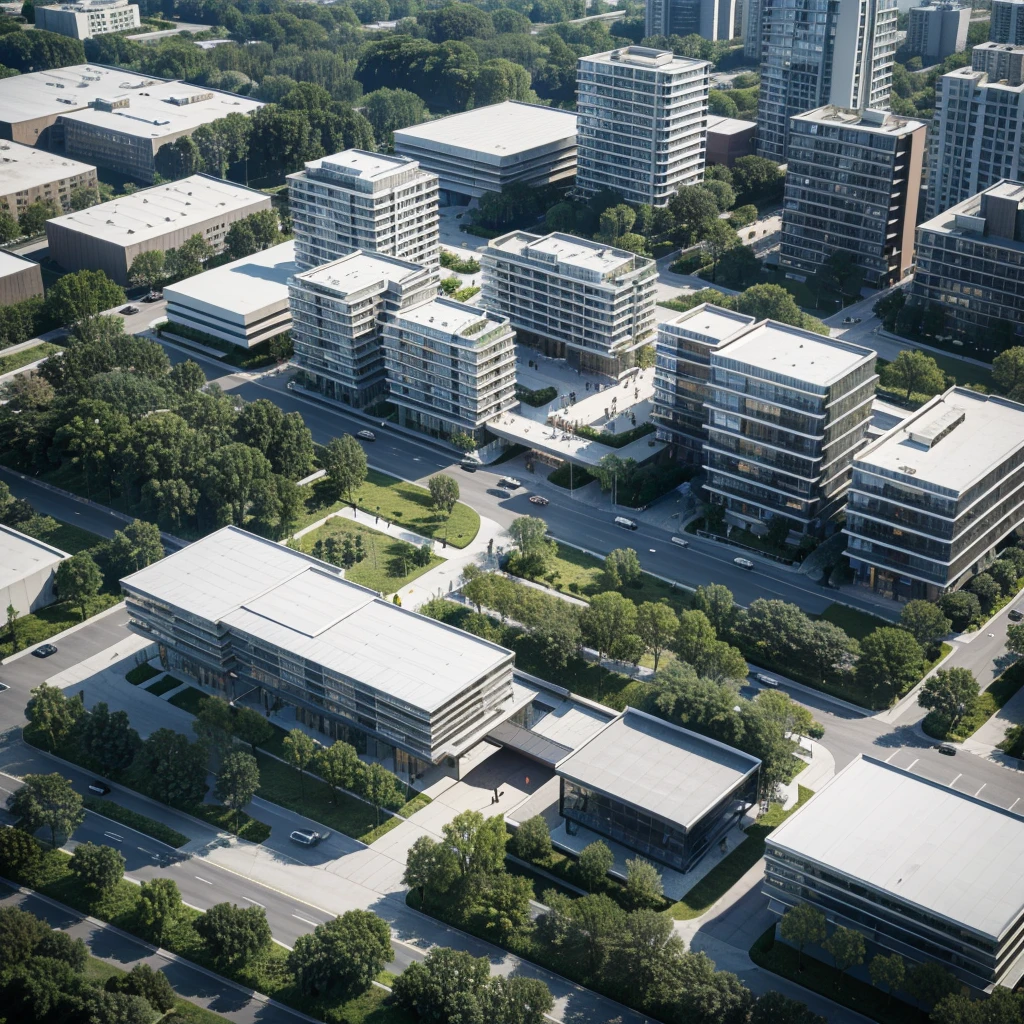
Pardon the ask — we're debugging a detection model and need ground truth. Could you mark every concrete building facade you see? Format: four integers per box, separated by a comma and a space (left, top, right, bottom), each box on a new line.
991, 0, 1024, 45
576, 46, 710, 207
906, 2, 970, 60
383, 297, 518, 445
926, 44, 1024, 218
45, 174, 271, 286
0, 251, 45, 306
705, 115, 757, 166
704, 321, 878, 535
35, 0, 140, 39
392, 102, 577, 204
645, 0, 736, 41
0, 140, 97, 219
0, 523, 69, 617
481, 230, 657, 378
755, 0, 899, 161
780, 106, 927, 289
845, 387, 1024, 600
288, 150, 439, 273
912, 179, 1024, 346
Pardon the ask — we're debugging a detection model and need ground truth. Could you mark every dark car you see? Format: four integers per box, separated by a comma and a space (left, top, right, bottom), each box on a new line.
87, 780, 111, 796
142, 291, 162, 303
1009, 608, 1023, 622
460, 460, 478, 472
120, 305, 140, 315
290, 829, 328, 846
938, 743, 957, 756
32, 644, 58, 658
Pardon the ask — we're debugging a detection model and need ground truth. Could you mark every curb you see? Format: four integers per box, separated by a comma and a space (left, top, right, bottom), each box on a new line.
0, 601, 130, 666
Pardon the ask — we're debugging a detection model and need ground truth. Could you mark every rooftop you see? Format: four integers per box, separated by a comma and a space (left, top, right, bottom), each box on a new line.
296, 149, 430, 189
46, 174, 269, 246
854, 387, 1024, 494
583, 46, 709, 74
660, 303, 756, 345
555, 707, 760, 829
713, 319, 876, 387
0, 250, 43, 280
60, 80, 262, 141
919, 179, 1024, 250
0, 524, 68, 590
768, 756, 1024, 941
488, 230, 648, 279
705, 115, 758, 135
0, 64, 161, 124
163, 240, 297, 314
396, 296, 505, 340
0, 140, 96, 193
121, 527, 512, 714
292, 250, 425, 296
791, 105, 928, 137
393, 102, 577, 161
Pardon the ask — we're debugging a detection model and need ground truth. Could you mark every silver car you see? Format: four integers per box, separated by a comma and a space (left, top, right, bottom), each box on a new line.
289, 829, 328, 846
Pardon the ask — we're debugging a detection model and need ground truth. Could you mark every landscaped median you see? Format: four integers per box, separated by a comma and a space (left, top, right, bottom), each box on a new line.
82, 796, 189, 849
922, 660, 1024, 743
0, 341, 63, 376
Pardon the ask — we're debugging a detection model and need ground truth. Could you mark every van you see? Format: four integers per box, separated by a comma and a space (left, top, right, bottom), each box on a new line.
614, 516, 638, 530
733, 557, 754, 569
671, 536, 689, 548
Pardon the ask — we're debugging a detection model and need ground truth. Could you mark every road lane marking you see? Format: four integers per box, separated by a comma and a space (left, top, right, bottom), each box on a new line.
243, 896, 265, 908
906, 758, 919, 771
292, 913, 319, 926
1010, 798, 1020, 812
195, 876, 213, 884
103, 832, 123, 842
975, 783, 987, 797
950, 773, 962, 787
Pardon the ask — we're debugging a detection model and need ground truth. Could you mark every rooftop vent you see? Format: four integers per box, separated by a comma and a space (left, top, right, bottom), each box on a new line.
908, 406, 965, 449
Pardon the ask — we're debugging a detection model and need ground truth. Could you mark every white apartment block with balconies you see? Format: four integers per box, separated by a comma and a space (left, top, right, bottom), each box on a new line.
36, 0, 139, 39
288, 149, 439, 273
481, 230, 657, 378
576, 46, 710, 208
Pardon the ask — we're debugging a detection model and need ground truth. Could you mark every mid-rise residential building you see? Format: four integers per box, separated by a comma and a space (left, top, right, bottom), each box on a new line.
289, 251, 436, 410
704, 321, 878, 535
392, 102, 577, 205
756, 0, 899, 161
0, 251, 45, 306
45, 174, 271, 286
645, 0, 736, 41
912, 179, 1024, 345
906, 2, 970, 60
652, 303, 757, 462
287, 150, 439, 272
121, 526, 520, 778
383, 297, 517, 445
575, 46, 710, 207
926, 44, 1024, 218
845, 386, 1024, 600
35, 0, 140, 39
991, 0, 1024, 45
780, 106, 927, 288
705, 116, 757, 166
481, 230, 657, 378
764, 755, 1024, 990
0, 140, 96, 219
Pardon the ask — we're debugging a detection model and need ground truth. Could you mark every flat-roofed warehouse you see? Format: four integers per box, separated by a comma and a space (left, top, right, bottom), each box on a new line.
46, 174, 272, 286
0, 250, 45, 306
0, 523, 69, 617
393, 101, 577, 204
121, 526, 523, 777
763, 755, 1024, 990
0, 140, 97, 218
557, 707, 761, 872
163, 240, 298, 349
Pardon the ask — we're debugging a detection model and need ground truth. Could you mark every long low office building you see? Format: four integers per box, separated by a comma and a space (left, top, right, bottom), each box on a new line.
0, 523, 69, 617
556, 707, 761, 872
163, 240, 297, 349
764, 755, 1024, 990
46, 174, 272, 286
393, 101, 578, 205
0, 140, 97, 218
0, 250, 45, 306
121, 527, 520, 777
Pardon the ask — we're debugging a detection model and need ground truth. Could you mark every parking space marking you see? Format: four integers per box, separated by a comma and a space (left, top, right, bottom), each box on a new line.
884, 750, 898, 763
950, 773, 962, 787
1010, 797, 1021, 813
974, 783, 987, 797
906, 758, 919, 771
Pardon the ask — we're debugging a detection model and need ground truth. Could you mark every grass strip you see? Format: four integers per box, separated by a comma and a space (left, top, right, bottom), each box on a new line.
83, 796, 189, 848
190, 802, 272, 844
167, 685, 208, 715
125, 663, 161, 686
0, 341, 62, 375
145, 675, 185, 697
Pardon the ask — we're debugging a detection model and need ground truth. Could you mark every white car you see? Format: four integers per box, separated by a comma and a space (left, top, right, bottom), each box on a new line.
529, 495, 549, 506
733, 557, 754, 569
755, 674, 779, 687
501, 477, 522, 488
356, 430, 376, 441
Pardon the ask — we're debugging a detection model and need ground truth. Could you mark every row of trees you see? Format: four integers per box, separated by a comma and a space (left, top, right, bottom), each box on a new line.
663, 282, 831, 337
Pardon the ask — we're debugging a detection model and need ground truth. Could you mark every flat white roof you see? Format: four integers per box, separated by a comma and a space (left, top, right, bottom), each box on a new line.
854, 387, 1024, 494
393, 102, 577, 160
660, 303, 756, 344
791, 105, 928, 137
489, 230, 643, 277
556, 707, 760, 829
293, 250, 424, 296
769, 756, 1024, 941
582, 46, 708, 74
122, 527, 511, 714
0, 523, 68, 589
0, 140, 95, 194
705, 115, 757, 135
60, 80, 262, 141
301, 149, 421, 183
0, 250, 42, 280
163, 240, 297, 315
0, 64, 159, 124
395, 297, 506, 342
715, 319, 875, 387
46, 174, 268, 247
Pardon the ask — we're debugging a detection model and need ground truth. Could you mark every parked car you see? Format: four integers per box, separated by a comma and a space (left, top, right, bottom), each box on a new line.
87, 780, 111, 795
460, 460, 478, 472
670, 535, 689, 548
289, 829, 328, 846
142, 291, 162, 303
614, 516, 638, 530
529, 495, 549, 506
1009, 607, 1023, 622
756, 674, 779, 687
842, 316, 862, 325
120, 305, 140, 315
938, 743, 957, 756
501, 477, 522, 489
32, 644, 58, 658
733, 557, 754, 570
356, 430, 376, 441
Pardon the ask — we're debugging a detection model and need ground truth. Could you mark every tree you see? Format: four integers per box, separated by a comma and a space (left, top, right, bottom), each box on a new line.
404, 835, 460, 904
993, 346, 1024, 400
428, 473, 460, 516
969, 571, 1002, 611
939, 590, 982, 632
581, 591, 640, 662
130, 729, 208, 809
314, 740, 363, 802
283, 728, 317, 799
69, 841, 125, 891
480, 976, 554, 1024
18, 198, 60, 237
109, 963, 177, 1013
360, 761, 401, 825
323, 434, 368, 501
507, 515, 548, 554
780, 902, 827, 969
899, 600, 951, 651
823, 925, 865, 985
636, 601, 679, 671
856, 627, 924, 704
288, 910, 392, 999
604, 546, 642, 588
137, 878, 183, 943
442, 810, 508, 876
167, 359, 206, 398
750, 992, 827, 1024
735, 284, 813, 331
391, 946, 490, 1024
224, 219, 258, 261
692, 583, 736, 635
624, 857, 664, 909
193, 695, 235, 759
155, 135, 202, 179
35, 928, 88, 971
128, 250, 167, 291
918, 667, 980, 728
215, 751, 261, 832
362, 87, 427, 147
166, 233, 215, 280
881, 349, 946, 401
703, 219, 739, 282
8, 772, 84, 848
0, 207, 19, 244
232, 705, 274, 754
55, 551, 102, 620
484, 871, 533, 942
869, 952, 905, 1005
25, 682, 83, 751
668, 184, 720, 245
0, 904, 50, 968
512, 815, 551, 862
44, 269, 125, 326
805, 619, 857, 684
108, 519, 163, 579
731, 155, 784, 199
194, 902, 272, 969
75, 702, 141, 775
577, 840, 613, 890
0, 826, 44, 885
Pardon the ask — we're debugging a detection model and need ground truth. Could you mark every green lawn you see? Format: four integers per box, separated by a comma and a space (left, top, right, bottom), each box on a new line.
294, 515, 442, 595
13, 514, 105, 556
146, 675, 184, 697
83, 796, 190, 848
191, 802, 272, 843
168, 685, 209, 716
126, 662, 161, 686
297, 470, 480, 548
0, 341, 62, 375
813, 604, 891, 642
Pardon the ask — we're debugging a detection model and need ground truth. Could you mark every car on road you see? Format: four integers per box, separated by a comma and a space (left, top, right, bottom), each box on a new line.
142, 291, 162, 303
755, 674, 779, 687
501, 477, 521, 488
87, 780, 111, 795
32, 644, 58, 658
733, 557, 754, 570
1009, 607, 1023, 622
120, 305, 140, 315
671, 535, 689, 548
290, 829, 328, 846
937, 743, 958, 756
529, 495, 549, 506
614, 516, 638, 530
460, 460, 477, 472
356, 430, 376, 441
842, 316, 862, 324
489, 488, 511, 499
